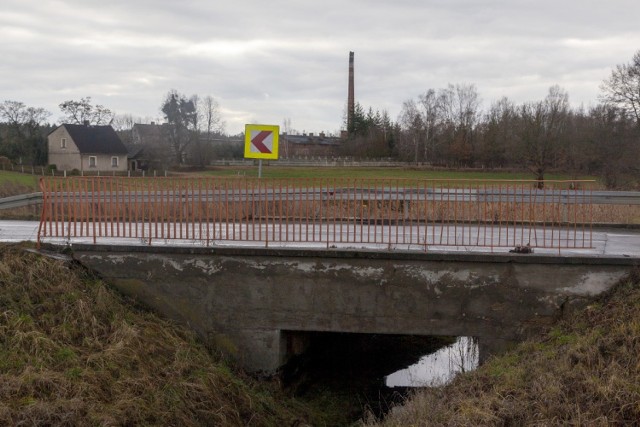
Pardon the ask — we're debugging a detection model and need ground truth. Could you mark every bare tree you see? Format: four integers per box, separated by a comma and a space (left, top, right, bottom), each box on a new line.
436, 84, 481, 166
418, 89, 439, 163
600, 50, 640, 125
397, 99, 423, 163
480, 97, 517, 168
0, 100, 50, 138
111, 114, 138, 145
59, 97, 114, 125
200, 95, 224, 137
518, 85, 570, 188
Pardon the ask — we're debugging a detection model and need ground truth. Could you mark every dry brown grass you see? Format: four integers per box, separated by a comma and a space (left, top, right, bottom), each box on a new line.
367, 268, 640, 427
0, 244, 309, 426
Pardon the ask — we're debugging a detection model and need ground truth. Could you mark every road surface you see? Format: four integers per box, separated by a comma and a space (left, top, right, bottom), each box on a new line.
1, 220, 639, 257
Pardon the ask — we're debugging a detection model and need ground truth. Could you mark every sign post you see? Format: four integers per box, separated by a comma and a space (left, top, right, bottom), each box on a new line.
244, 124, 279, 178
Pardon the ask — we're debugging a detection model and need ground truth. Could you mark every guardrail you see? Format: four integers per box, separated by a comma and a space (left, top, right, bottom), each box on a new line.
37, 177, 601, 250
0, 192, 43, 210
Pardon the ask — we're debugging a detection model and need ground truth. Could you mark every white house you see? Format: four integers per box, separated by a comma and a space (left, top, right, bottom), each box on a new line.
48, 123, 128, 173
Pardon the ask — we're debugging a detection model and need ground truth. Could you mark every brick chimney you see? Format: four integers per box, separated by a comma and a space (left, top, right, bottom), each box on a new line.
347, 51, 354, 133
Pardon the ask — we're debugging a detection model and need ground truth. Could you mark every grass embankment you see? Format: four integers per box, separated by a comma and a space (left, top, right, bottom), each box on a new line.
0, 171, 39, 192
369, 269, 640, 426
0, 244, 311, 426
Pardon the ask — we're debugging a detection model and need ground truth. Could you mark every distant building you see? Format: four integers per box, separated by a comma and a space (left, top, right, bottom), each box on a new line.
128, 123, 173, 170
281, 132, 342, 157
47, 123, 128, 173
131, 122, 167, 146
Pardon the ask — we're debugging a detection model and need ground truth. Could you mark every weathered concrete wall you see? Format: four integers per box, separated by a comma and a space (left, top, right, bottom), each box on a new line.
72, 245, 636, 373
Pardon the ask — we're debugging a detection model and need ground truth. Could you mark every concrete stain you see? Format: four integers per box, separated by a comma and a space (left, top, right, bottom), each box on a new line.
563, 271, 628, 296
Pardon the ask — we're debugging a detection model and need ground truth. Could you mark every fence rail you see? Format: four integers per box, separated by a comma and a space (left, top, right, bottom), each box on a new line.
36, 177, 597, 251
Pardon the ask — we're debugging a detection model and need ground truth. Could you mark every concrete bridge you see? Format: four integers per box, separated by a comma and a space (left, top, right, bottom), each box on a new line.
3, 175, 637, 373
70, 243, 638, 373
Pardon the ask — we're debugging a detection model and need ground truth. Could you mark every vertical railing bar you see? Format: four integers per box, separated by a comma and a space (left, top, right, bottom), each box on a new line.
90, 178, 96, 244
288, 179, 293, 242
331, 177, 335, 246
149, 177, 158, 245
452, 181, 457, 246
126, 177, 131, 238
307, 178, 312, 243
421, 179, 426, 251
113, 177, 119, 238
102, 177, 107, 239
172, 177, 177, 240
211, 178, 218, 243
386, 179, 392, 250
349, 179, 354, 244
497, 183, 502, 249
69, 178, 76, 238
171, 178, 177, 240
482, 181, 487, 247
160, 177, 166, 240
196, 178, 202, 241
324, 178, 330, 249
460, 181, 465, 246
108, 177, 113, 238
81, 178, 87, 237
511, 181, 516, 247
188, 178, 194, 240
36, 178, 47, 247
589, 184, 593, 248
232, 179, 237, 242
52, 178, 59, 237
97, 177, 104, 239
179, 178, 185, 240
225, 178, 230, 242
204, 178, 210, 245
569, 181, 578, 248
394, 179, 400, 245
138, 177, 142, 240
116, 177, 121, 238
338, 177, 343, 244
369, 179, 374, 245
93, 177, 100, 240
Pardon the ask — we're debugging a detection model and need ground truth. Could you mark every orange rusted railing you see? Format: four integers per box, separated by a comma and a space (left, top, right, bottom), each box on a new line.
37, 177, 594, 251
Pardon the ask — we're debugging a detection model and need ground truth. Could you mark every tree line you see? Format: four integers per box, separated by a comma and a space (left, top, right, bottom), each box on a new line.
341, 50, 640, 188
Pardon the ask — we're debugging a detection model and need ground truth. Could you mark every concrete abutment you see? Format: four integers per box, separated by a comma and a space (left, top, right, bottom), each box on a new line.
70, 244, 637, 374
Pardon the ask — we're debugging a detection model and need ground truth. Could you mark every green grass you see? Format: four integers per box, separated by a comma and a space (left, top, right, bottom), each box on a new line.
0, 171, 39, 191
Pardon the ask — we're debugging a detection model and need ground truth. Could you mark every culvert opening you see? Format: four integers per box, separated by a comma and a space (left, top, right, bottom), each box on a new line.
279, 331, 479, 421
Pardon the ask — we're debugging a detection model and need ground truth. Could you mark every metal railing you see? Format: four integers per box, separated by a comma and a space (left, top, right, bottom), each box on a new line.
37, 177, 595, 250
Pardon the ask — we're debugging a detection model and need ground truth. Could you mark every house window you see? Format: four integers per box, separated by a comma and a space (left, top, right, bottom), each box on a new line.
89, 156, 97, 168
111, 156, 119, 167
61, 138, 67, 149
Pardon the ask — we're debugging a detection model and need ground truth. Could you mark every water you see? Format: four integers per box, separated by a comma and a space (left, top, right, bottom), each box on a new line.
385, 336, 479, 387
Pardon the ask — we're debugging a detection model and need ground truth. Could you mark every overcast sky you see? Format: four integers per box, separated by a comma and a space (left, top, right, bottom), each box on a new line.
2, 0, 639, 135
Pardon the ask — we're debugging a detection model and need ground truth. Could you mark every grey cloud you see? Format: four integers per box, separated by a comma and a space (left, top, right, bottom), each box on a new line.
1, 0, 639, 133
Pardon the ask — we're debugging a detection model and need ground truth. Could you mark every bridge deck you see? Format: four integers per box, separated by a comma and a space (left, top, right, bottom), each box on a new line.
3, 220, 639, 257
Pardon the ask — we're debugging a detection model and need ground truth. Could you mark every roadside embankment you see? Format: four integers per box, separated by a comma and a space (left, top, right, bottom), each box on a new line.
367, 267, 640, 426
0, 244, 310, 426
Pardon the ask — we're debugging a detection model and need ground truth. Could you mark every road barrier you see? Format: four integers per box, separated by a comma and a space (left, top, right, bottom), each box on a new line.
37, 177, 595, 250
